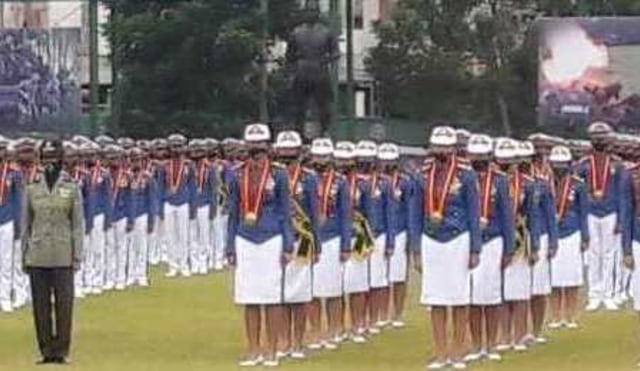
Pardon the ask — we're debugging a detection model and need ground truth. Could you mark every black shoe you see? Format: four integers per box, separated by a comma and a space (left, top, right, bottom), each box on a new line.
54, 357, 71, 365
36, 357, 54, 365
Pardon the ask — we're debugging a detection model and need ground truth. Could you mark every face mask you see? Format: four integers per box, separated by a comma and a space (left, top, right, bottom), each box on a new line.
472, 160, 489, 172
553, 166, 569, 177
518, 162, 531, 173
592, 142, 607, 152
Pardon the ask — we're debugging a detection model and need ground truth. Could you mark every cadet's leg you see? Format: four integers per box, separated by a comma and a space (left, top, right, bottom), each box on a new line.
307, 299, 322, 345
485, 305, 500, 351
265, 304, 280, 362
392, 282, 407, 322
452, 306, 469, 362
244, 305, 261, 358
550, 288, 562, 324
531, 295, 547, 338
566, 287, 579, 323
292, 303, 307, 352
430, 306, 448, 362
468, 306, 484, 354
0, 223, 14, 311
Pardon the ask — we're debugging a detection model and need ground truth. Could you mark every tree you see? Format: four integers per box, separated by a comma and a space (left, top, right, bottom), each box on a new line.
103, 0, 299, 138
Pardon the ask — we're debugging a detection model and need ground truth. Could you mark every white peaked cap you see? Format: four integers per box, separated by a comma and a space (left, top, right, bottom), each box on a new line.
310, 138, 334, 156
467, 134, 493, 155
243, 123, 271, 142
430, 126, 457, 146
517, 140, 535, 157
274, 131, 302, 149
587, 121, 613, 136
377, 142, 400, 161
355, 140, 378, 158
334, 141, 356, 159
549, 145, 572, 163
494, 138, 518, 159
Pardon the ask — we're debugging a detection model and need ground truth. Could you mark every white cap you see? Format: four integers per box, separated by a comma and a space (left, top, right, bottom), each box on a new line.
377, 142, 400, 161
355, 140, 378, 158
334, 141, 356, 159
466, 134, 493, 155
494, 138, 518, 159
587, 121, 613, 137
243, 123, 271, 143
94, 135, 115, 146
167, 133, 187, 146
517, 140, 535, 157
549, 145, 572, 163
310, 138, 334, 156
429, 126, 457, 146
274, 131, 302, 149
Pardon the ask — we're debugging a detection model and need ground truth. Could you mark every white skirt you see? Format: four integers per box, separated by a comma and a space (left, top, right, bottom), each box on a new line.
532, 234, 552, 296
503, 257, 531, 302
420, 233, 471, 306
344, 238, 370, 294
369, 234, 389, 289
284, 242, 313, 303
550, 232, 584, 288
234, 236, 283, 305
312, 238, 343, 298
632, 243, 640, 311
389, 232, 408, 283
471, 237, 503, 306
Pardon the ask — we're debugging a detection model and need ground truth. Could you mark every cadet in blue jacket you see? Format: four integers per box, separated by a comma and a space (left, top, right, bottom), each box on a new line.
466, 135, 515, 363
273, 130, 318, 360
188, 139, 216, 275
127, 148, 156, 287
410, 126, 481, 370
226, 123, 293, 368
379, 142, 413, 329
548, 145, 589, 330
307, 139, 351, 350
148, 139, 169, 266
0, 136, 22, 313
578, 122, 627, 312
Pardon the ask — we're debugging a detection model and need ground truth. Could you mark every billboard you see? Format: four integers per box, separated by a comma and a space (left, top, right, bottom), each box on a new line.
538, 17, 640, 130
0, 28, 82, 133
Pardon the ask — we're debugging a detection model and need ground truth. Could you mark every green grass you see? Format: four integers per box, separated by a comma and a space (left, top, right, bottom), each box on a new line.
0, 269, 638, 371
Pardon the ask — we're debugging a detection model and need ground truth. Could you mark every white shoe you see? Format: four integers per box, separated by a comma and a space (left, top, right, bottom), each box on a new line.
103, 282, 115, 290
165, 270, 178, 278
604, 299, 620, 311
275, 351, 288, 359
323, 341, 338, 350
0, 300, 14, 313
238, 355, 263, 367
495, 344, 511, 352
535, 336, 548, 344
375, 320, 389, 328
368, 327, 381, 335
426, 361, 447, 370
463, 353, 481, 362
487, 352, 502, 361
548, 322, 562, 330
585, 299, 601, 312
351, 335, 367, 344
91, 288, 103, 295
262, 358, 279, 368
565, 321, 579, 329
180, 270, 192, 278
74, 290, 86, 299
391, 320, 406, 328
513, 344, 528, 352
332, 335, 344, 344
138, 279, 149, 287
115, 284, 126, 291
290, 350, 306, 359
451, 361, 467, 370
307, 343, 322, 350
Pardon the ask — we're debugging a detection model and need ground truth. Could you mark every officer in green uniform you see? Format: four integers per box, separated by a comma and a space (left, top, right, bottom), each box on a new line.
21, 139, 84, 365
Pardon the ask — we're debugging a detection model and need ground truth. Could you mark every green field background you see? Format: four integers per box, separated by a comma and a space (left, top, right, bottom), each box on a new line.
0, 269, 638, 371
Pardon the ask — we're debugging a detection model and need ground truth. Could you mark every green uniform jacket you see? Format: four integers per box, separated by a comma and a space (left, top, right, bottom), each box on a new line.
21, 173, 84, 268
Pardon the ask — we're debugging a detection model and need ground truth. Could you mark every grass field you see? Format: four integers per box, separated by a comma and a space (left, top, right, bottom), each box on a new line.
1, 269, 639, 371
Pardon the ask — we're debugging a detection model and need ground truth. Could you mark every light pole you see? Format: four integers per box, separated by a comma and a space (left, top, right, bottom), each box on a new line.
89, 0, 99, 133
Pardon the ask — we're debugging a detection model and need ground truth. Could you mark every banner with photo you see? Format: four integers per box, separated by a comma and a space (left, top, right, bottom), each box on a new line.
538, 17, 640, 131
0, 28, 82, 134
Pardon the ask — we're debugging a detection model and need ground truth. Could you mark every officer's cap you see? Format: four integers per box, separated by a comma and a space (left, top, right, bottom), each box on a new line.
377, 142, 400, 161
334, 141, 356, 160
310, 138, 334, 156
355, 140, 378, 158
549, 145, 572, 163
429, 126, 457, 147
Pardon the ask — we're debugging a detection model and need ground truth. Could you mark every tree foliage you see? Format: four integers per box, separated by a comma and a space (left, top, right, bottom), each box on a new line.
102, 0, 299, 138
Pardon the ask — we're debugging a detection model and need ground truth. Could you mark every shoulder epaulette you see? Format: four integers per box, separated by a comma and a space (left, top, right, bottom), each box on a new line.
522, 173, 535, 182
492, 168, 507, 177
302, 166, 315, 175
271, 161, 286, 169
578, 155, 590, 164
571, 174, 584, 183
8, 162, 20, 171
456, 162, 471, 170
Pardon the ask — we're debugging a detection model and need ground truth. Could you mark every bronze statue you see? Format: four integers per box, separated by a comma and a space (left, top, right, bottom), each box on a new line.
286, 0, 340, 138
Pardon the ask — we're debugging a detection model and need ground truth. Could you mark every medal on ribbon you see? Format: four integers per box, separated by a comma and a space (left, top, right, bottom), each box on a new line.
289, 164, 302, 197
198, 160, 209, 193
168, 159, 185, 195
370, 172, 381, 199
479, 169, 493, 230
590, 154, 610, 200
241, 159, 270, 226
318, 169, 335, 226
90, 162, 102, 190
425, 158, 457, 225
111, 168, 125, 204
0, 163, 8, 205
392, 171, 402, 199
556, 175, 572, 221
510, 170, 521, 216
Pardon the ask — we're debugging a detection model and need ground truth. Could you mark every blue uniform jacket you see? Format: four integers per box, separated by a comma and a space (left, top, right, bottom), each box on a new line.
554, 174, 589, 241
164, 159, 195, 208
577, 154, 627, 218
409, 161, 482, 254
109, 168, 133, 226
620, 164, 635, 255
480, 170, 515, 256
531, 177, 559, 250
130, 169, 156, 229
0, 164, 22, 231
153, 163, 166, 220
290, 166, 320, 251
316, 172, 351, 252
84, 166, 112, 233
190, 160, 217, 219
388, 172, 414, 236
512, 172, 542, 254
226, 162, 294, 254
365, 174, 394, 252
